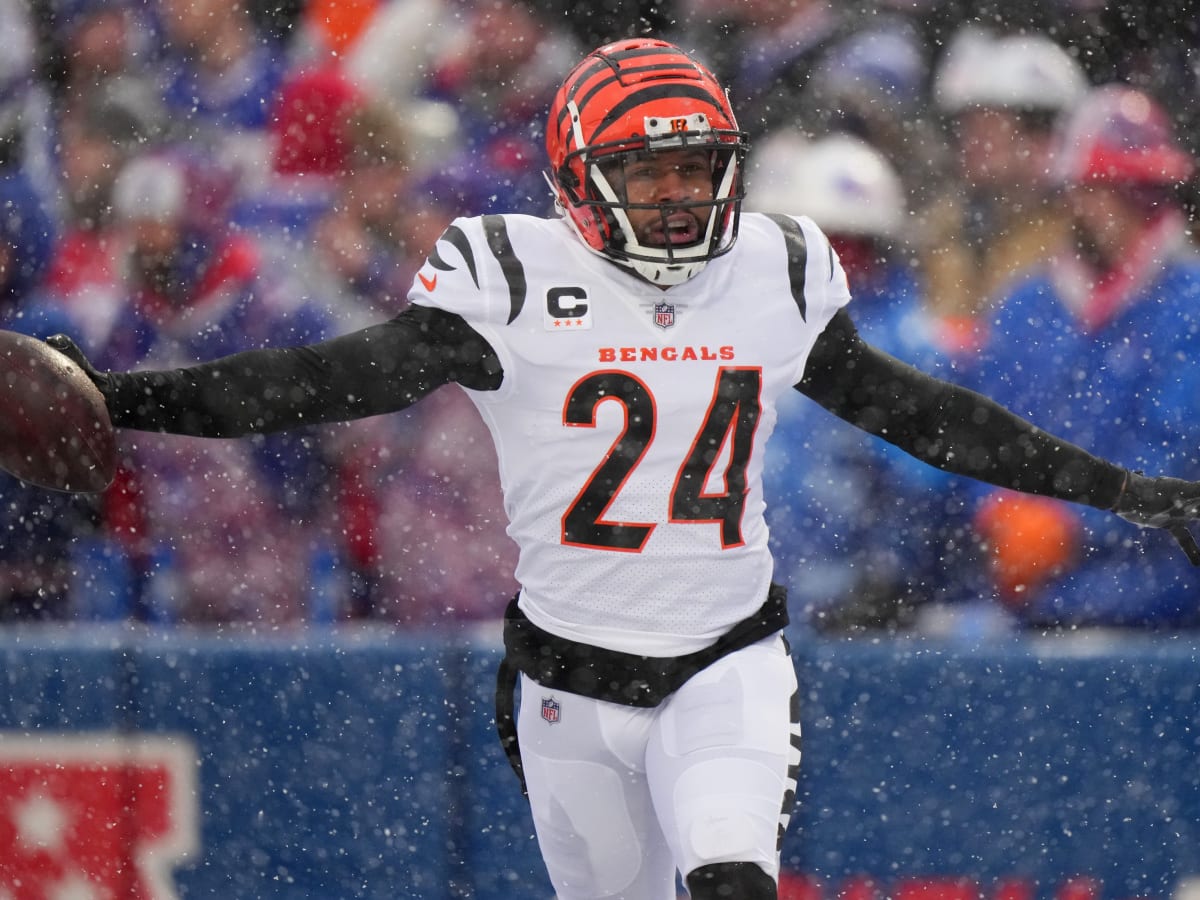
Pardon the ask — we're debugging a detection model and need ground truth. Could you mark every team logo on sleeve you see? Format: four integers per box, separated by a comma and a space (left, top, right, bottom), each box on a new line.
541, 697, 562, 724
0, 733, 200, 898
653, 302, 676, 330
544, 287, 592, 331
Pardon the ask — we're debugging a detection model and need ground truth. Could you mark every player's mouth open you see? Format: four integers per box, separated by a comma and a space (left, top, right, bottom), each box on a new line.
644, 212, 702, 246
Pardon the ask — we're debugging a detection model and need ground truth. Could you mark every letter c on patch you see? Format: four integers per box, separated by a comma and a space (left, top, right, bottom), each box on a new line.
547, 286, 589, 318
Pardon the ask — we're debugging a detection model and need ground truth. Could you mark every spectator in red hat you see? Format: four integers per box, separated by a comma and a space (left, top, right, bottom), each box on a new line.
270, 66, 366, 181
963, 84, 1200, 628
31, 150, 343, 623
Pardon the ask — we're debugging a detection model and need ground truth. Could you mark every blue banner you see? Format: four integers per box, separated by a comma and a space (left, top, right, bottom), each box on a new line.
1, 629, 1197, 898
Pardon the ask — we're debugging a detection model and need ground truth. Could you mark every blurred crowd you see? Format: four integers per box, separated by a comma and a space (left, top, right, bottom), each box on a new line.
0, 0, 1197, 634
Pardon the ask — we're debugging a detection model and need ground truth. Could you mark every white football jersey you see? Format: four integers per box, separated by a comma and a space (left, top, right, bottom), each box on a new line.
411, 212, 851, 655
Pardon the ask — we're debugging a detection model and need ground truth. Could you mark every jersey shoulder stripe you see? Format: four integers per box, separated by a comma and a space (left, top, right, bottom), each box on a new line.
760, 213, 808, 321
429, 223, 477, 283
481, 215, 528, 324
413, 214, 550, 328
739, 211, 851, 334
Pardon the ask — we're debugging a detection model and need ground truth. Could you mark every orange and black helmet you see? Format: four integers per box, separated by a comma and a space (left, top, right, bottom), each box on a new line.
545, 38, 749, 286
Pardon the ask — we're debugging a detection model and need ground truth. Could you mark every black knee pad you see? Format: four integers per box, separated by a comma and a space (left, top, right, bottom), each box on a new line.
685, 861, 776, 899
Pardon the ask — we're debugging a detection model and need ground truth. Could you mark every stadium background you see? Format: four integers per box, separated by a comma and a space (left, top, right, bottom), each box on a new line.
3, 625, 1199, 898
2, 0, 1200, 896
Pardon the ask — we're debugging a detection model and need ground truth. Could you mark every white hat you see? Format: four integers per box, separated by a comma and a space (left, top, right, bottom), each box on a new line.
934, 30, 1088, 115
748, 132, 905, 238
112, 154, 187, 223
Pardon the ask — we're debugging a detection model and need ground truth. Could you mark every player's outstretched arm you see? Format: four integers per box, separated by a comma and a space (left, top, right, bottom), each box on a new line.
45, 306, 502, 438
797, 310, 1200, 564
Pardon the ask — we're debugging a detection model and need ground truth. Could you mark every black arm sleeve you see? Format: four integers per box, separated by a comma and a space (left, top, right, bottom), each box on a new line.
796, 309, 1127, 510
102, 305, 503, 437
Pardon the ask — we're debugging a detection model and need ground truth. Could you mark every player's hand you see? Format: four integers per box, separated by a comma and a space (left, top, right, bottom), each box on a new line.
1111, 471, 1200, 565
45, 334, 110, 395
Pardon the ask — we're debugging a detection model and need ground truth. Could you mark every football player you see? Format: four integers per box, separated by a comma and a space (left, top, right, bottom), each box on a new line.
47, 39, 1200, 900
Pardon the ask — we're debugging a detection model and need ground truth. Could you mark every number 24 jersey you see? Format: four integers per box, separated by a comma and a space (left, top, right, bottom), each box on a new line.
411, 211, 851, 656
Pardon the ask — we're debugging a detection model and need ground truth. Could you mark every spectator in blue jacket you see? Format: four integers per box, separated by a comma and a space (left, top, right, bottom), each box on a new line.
751, 132, 981, 632
968, 84, 1200, 628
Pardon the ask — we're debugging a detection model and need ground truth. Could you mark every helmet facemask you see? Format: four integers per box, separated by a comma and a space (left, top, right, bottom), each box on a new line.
555, 110, 744, 286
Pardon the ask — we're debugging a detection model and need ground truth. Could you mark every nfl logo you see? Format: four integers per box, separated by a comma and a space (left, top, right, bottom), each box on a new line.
653, 302, 675, 330
541, 696, 561, 724
0, 733, 199, 897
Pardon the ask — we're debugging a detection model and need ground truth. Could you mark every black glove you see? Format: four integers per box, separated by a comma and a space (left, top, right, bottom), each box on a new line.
45, 333, 110, 395
1111, 470, 1200, 565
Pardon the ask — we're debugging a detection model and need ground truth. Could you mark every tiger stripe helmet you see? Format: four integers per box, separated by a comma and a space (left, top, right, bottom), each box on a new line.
546, 39, 749, 286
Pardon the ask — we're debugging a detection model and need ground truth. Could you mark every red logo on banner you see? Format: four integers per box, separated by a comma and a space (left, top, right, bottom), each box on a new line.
0, 733, 199, 898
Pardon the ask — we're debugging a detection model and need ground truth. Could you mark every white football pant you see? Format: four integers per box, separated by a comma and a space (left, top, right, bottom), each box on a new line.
516, 635, 801, 899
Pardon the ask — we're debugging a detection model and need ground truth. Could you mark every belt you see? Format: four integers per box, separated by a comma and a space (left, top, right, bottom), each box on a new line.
494, 583, 789, 795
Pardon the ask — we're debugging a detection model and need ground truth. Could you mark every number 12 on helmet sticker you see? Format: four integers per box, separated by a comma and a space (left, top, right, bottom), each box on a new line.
561, 367, 763, 551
